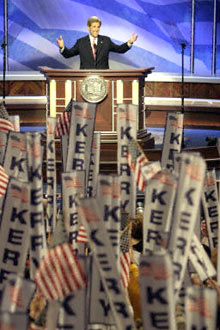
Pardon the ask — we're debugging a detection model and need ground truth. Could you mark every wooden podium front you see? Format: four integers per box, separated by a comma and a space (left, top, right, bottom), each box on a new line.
39, 67, 154, 135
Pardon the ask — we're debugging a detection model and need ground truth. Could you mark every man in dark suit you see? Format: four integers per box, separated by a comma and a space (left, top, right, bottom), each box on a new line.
56, 16, 138, 69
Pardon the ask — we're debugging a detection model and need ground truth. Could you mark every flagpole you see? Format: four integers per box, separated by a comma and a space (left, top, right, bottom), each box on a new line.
181, 43, 186, 115
181, 43, 186, 148
2, 0, 9, 105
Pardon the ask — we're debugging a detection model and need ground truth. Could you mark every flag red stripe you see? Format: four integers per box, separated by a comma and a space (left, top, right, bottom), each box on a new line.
0, 184, 7, 190
43, 256, 63, 299
46, 251, 66, 298
0, 166, 8, 195
53, 245, 73, 293
60, 244, 81, 290
49, 248, 71, 297
77, 226, 88, 244
61, 244, 83, 290
0, 119, 14, 131
0, 173, 8, 182
63, 113, 70, 134
0, 126, 11, 132
36, 268, 55, 300
120, 252, 130, 288
62, 243, 87, 288
55, 112, 70, 137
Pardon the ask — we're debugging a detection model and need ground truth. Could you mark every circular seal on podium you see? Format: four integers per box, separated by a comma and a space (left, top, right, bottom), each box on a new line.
80, 75, 107, 103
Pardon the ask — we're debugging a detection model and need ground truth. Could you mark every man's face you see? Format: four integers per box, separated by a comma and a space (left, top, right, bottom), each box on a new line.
88, 22, 100, 38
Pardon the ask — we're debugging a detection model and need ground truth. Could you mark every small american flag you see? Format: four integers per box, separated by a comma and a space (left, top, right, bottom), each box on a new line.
11, 137, 26, 152
55, 112, 70, 137
139, 261, 171, 280
9, 285, 24, 309
0, 165, 9, 197
76, 225, 88, 244
187, 297, 212, 318
1, 275, 36, 313
0, 103, 10, 120
35, 242, 87, 300
0, 118, 14, 132
120, 224, 131, 289
11, 185, 29, 203
64, 175, 83, 189
127, 138, 149, 191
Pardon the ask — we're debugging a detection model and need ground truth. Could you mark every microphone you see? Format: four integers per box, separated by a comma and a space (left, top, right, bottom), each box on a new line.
180, 43, 186, 49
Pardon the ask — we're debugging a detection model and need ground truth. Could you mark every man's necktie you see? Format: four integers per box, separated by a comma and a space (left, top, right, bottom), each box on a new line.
92, 38, 96, 60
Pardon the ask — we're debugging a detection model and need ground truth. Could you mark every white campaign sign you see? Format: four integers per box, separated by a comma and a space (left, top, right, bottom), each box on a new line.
161, 112, 184, 171
117, 104, 138, 217
168, 152, 206, 300
185, 286, 217, 329
26, 132, 47, 279
139, 252, 177, 330
87, 132, 101, 197
46, 117, 57, 233
66, 101, 97, 193
143, 170, 178, 252
0, 178, 30, 291
189, 234, 216, 282
202, 169, 219, 249
78, 197, 136, 330
62, 171, 85, 250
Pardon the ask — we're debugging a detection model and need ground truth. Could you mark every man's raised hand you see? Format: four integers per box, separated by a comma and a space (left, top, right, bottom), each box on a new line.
56, 35, 64, 49
128, 33, 138, 45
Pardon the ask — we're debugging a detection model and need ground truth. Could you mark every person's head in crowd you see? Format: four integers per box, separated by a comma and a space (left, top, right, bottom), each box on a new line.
130, 217, 143, 253
201, 219, 208, 238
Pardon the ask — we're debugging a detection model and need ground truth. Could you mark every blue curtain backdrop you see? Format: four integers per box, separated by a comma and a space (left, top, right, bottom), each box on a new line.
0, 0, 219, 74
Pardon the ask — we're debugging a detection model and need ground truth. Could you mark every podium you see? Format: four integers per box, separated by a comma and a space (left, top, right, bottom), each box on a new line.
39, 67, 154, 136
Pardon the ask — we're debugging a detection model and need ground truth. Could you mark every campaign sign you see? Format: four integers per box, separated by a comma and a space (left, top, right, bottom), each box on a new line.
0, 178, 30, 291
57, 288, 87, 330
3, 131, 28, 182
161, 112, 184, 171
185, 286, 217, 329
202, 169, 219, 249
143, 170, 178, 252
56, 255, 88, 330
0, 312, 28, 330
1, 274, 35, 313
117, 104, 138, 217
168, 153, 206, 300
87, 132, 101, 197
62, 171, 85, 248
88, 256, 115, 327
139, 252, 177, 330
46, 117, 57, 233
77, 197, 136, 330
66, 101, 97, 192
97, 174, 121, 260
26, 132, 47, 279
189, 234, 216, 282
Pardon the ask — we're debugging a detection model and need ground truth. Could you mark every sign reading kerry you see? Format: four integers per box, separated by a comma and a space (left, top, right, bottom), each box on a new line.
80, 75, 107, 103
